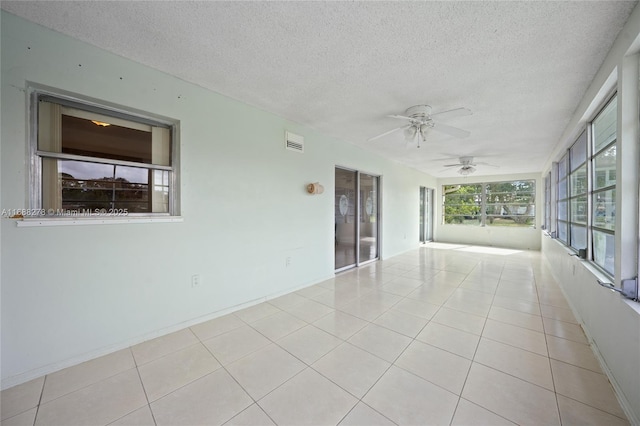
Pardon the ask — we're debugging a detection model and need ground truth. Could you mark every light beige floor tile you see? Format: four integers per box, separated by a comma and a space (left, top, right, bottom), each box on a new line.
451, 288, 495, 305
235, 303, 281, 323
391, 298, 439, 320
482, 319, 547, 356
312, 343, 390, 398
313, 311, 369, 340
309, 289, 353, 308
138, 343, 221, 402
488, 305, 544, 332
224, 404, 275, 425
338, 299, 388, 322
360, 291, 402, 309
363, 366, 458, 425
190, 313, 245, 341
258, 368, 358, 426
492, 295, 541, 316
131, 328, 198, 366
557, 394, 629, 426
202, 325, 271, 365
416, 321, 480, 360
542, 316, 588, 344
373, 309, 429, 338
443, 297, 492, 317
461, 363, 560, 426
35, 369, 146, 426
431, 271, 468, 286
395, 340, 471, 395
268, 292, 308, 310
550, 359, 625, 418
400, 268, 440, 281
227, 344, 306, 400
348, 324, 412, 362
407, 284, 456, 305
451, 399, 516, 426
474, 338, 554, 390
432, 307, 486, 335
338, 402, 395, 426
540, 304, 578, 324
151, 369, 252, 426
0, 408, 37, 426
380, 281, 419, 296
495, 285, 539, 304
276, 325, 342, 365
0, 377, 44, 421
295, 284, 330, 299
108, 405, 155, 425
42, 348, 135, 403
459, 279, 499, 295
249, 311, 306, 341
286, 299, 335, 323
547, 335, 602, 372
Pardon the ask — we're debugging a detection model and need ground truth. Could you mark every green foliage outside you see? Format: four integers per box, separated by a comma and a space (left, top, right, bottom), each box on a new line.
444, 180, 535, 227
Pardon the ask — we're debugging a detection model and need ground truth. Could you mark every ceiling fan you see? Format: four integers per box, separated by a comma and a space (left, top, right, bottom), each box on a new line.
368, 105, 472, 147
443, 156, 498, 175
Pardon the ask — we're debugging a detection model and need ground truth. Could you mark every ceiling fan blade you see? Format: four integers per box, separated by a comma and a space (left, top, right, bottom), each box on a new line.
443, 164, 462, 167
476, 162, 500, 168
430, 107, 472, 120
431, 122, 470, 138
367, 124, 411, 141
387, 114, 415, 121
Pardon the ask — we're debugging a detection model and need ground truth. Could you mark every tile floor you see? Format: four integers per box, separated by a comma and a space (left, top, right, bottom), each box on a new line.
1, 243, 631, 425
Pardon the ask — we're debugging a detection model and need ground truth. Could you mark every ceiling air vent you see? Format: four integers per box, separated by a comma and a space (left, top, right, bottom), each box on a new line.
285, 131, 304, 153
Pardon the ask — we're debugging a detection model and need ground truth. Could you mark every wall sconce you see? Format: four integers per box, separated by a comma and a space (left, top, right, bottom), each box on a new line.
307, 182, 324, 195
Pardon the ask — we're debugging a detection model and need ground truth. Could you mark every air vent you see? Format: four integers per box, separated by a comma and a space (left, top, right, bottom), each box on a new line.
285, 131, 304, 153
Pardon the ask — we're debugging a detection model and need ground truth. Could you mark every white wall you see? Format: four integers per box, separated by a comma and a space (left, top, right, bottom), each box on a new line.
434, 173, 543, 250
0, 12, 436, 387
540, 5, 640, 424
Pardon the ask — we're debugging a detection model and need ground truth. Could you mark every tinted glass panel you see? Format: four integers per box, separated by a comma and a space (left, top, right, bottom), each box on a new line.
593, 145, 616, 190
570, 131, 587, 171
593, 189, 616, 231
570, 224, 587, 250
593, 230, 615, 275
593, 97, 617, 153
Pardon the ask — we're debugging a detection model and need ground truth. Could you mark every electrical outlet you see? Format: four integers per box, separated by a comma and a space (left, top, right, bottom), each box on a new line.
191, 274, 201, 288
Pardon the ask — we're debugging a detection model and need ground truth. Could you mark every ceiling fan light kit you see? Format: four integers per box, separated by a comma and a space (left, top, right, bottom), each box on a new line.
368, 104, 472, 147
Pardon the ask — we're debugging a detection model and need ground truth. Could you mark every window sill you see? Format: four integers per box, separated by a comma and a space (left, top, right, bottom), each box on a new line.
15, 216, 184, 227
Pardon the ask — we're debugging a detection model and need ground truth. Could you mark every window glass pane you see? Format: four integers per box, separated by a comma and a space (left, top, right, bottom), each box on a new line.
48, 159, 168, 213
593, 230, 615, 275
593, 145, 616, 190
570, 131, 587, 171
443, 184, 482, 225
61, 114, 153, 164
570, 165, 587, 196
593, 97, 616, 153
557, 178, 567, 200
558, 221, 568, 243
570, 196, 587, 224
557, 200, 567, 221
558, 155, 567, 180
593, 189, 615, 231
443, 215, 481, 225
570, 224, 587, 250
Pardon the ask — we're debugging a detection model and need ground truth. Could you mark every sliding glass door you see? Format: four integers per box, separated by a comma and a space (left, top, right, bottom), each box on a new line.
335, 168, 380, 271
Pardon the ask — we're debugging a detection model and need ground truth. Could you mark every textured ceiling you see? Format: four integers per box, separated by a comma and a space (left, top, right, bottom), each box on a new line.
2, 1, 637, 177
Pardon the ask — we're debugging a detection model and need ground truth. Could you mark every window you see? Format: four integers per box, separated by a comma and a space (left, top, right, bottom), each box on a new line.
32, 92, 178, 217
443, 184, 482, 225
591, 95, 616, 275
443, 180, 535, 227
544, 171, 551, 231
556, 154, 568, 243
568, 131, 587, 250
